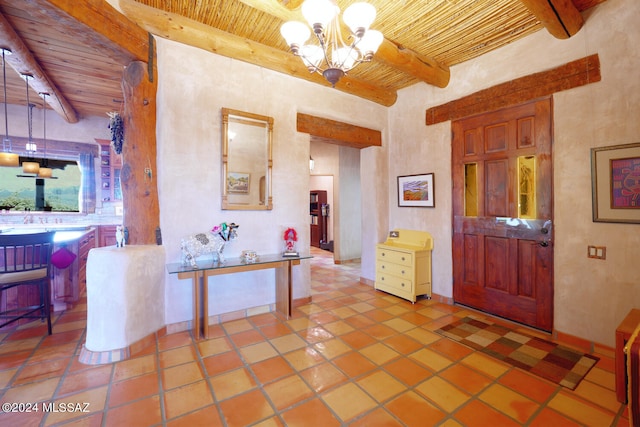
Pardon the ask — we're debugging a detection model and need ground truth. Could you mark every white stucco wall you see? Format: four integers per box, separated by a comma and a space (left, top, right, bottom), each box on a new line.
155, 39, 388, 325
388, 0, 640, 346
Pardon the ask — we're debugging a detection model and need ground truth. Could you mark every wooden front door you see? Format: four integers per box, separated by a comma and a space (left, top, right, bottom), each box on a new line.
452, 98, 553, 331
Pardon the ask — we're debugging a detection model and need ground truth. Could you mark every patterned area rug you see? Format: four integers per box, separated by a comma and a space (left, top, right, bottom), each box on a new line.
435, 316, 599, 390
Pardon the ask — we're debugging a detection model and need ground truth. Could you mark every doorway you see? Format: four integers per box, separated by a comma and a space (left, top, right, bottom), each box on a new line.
310, 140, 362, 263
310, 175, 334, 251
451, 98, 554, 331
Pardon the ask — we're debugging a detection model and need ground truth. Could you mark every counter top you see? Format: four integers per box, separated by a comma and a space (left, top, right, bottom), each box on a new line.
0, 226, 95, 243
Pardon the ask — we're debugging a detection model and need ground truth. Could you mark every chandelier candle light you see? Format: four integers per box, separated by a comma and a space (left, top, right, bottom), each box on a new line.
280, 0, 383, 87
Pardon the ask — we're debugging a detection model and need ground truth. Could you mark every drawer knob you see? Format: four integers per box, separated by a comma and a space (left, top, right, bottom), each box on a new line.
381, 265, 385, 269
401, 283, 405, 287
381, 252, 386, 256
401, 270, 405, 274
401, 257, 405, 261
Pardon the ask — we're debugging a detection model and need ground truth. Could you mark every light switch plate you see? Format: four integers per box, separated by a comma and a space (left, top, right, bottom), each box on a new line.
587, 245, 606, 259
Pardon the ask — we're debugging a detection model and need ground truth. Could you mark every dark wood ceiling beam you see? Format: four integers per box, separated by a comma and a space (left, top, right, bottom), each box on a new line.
42, 0, 149, 63
239, 0, 450, 88
297, 113, 381, 149
425, 54, 600, 125
105, 0, 397, 106
519, 0, 584, 39
0, 11, 79, 123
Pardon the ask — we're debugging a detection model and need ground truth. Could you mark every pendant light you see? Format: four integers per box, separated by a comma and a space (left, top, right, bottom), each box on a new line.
22, 74, 39, 175
0, 48, 18, 167
38, 93, 52, 178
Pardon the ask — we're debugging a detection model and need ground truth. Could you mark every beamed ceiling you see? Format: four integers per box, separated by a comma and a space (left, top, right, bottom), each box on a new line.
0, 0, 606, 122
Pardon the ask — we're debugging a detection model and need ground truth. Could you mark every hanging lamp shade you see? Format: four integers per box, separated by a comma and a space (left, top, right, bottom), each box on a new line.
38, 167, 52, 178
0, 149, 18, 166
22, 161, 40, 174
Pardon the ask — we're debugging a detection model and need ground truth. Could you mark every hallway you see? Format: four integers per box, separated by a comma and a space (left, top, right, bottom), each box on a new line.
0, 247, 628, 426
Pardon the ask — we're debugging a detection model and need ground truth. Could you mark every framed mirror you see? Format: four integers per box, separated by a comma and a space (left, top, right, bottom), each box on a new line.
222, 108, 273, 210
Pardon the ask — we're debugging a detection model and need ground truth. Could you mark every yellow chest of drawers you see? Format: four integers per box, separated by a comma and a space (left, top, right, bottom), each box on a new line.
375, 229, 433, 303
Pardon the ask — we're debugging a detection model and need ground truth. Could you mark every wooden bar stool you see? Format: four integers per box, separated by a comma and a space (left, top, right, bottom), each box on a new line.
0, 231, 56, 335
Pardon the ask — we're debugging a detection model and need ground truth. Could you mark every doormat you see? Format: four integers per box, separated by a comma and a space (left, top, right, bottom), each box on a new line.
435, 316, 598, 390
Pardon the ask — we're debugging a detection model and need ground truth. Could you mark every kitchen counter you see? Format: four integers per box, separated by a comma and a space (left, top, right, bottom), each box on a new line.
0, 226, 96, 317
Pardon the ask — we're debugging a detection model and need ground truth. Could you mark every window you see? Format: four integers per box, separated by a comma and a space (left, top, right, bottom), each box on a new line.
0, 161, 81, 212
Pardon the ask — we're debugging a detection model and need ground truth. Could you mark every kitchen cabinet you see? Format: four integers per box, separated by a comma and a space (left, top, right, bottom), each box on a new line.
375, 229, 433, 303
51, 228, 96, 311
97, 139, 122, 202
98, 224, 119, 247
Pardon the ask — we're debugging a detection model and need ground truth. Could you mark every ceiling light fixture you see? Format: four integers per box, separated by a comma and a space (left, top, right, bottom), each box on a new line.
22, 74, 39, 175
280, 0, 383, 87
0, 48, 18, 167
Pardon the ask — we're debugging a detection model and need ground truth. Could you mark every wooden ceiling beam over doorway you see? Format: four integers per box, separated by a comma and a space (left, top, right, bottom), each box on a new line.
297, 113, 381, 149
425, 54, 601, 125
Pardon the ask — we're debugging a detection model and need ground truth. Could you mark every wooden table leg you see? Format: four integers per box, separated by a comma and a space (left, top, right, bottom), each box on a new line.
178, 271, 202, 340
203, 272, 209, 339
275, 260, 301, 319
194, 271, 202, 340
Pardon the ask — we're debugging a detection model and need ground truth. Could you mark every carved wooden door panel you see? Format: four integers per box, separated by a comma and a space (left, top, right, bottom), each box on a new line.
452, 98, 553, 331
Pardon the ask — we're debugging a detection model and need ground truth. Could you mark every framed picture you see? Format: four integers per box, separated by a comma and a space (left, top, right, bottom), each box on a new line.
227, 172, 250, 194
591, 142, 640, 223
398, 173, 435, 207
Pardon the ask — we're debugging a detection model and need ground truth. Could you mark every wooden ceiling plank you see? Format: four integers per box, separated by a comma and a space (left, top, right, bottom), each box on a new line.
297, 113, 381, 149
238, 0, 450, 88
105, 0, 397, 106
518, 0, 584, 39
425, 54, 600, 125
0, 11, 78, 122
42, 0, 149, 63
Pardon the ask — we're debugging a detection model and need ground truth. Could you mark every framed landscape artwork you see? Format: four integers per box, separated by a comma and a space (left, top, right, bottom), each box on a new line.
591, 142, 640, 223
227, 172, 250, 194
398, 173, 435, 207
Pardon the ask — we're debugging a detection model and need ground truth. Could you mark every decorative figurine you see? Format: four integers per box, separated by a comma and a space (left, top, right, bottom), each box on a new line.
282, 227, 299, 257
115, 225, 125, 247
241, 250, 259, 264
181, 222, 239, 267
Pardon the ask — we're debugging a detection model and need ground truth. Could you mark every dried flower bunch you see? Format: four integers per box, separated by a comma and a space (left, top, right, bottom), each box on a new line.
107, 112, 124, 154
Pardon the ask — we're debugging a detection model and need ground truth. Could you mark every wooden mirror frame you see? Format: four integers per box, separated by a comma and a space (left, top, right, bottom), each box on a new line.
221, 108, 273, 210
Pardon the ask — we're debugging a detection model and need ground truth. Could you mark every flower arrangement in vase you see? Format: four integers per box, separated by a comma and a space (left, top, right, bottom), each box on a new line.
282, 227, 299, 257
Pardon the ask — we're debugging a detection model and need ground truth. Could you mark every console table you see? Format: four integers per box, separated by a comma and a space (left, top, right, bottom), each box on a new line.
167, 254, 310, 339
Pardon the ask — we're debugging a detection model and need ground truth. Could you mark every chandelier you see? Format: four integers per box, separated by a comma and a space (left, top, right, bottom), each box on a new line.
280, 0, 383, 87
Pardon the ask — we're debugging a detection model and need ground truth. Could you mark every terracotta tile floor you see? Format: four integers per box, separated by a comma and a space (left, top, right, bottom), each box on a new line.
0, 247, 630, 426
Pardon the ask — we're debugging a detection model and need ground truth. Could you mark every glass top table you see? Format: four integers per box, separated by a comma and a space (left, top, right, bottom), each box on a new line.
166, 253, 311, 275
167, 253, 311, 339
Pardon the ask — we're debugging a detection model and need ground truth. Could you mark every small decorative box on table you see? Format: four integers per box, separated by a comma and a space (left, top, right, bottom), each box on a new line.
375, 229, 433, 303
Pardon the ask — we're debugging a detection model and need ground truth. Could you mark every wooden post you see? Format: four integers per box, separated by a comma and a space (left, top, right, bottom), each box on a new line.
121, 60, 160, 245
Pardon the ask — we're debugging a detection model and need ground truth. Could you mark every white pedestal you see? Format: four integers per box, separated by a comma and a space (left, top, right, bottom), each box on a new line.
85, 245, 165, 353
